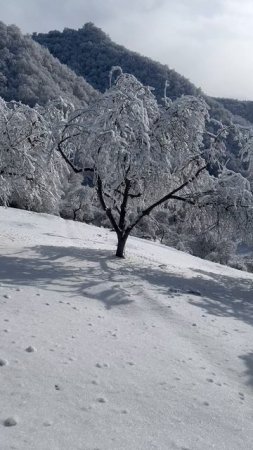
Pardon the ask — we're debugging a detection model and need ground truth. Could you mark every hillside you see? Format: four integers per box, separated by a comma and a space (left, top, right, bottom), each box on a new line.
32, 23, 250, 125
1, 207, 253, 449
32, 23, 199, 102
217, 97, 253, 124
0, 22, 96, 107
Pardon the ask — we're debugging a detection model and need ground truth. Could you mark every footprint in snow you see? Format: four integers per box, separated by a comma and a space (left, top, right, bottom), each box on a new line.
96, 397, 107, 403
3, 416, 18, 427
43, 421, 53, 427
0, 358, 8, 366
239, 392, 245, 400
96, 363, 110, 368
81, 406, 93, 412
25, 346, 37, 353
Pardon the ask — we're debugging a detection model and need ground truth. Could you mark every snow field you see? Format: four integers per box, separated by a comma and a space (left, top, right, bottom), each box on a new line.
0, 207, 253, 450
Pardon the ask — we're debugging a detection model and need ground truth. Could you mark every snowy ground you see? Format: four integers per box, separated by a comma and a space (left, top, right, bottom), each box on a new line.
0, 206, 253, 450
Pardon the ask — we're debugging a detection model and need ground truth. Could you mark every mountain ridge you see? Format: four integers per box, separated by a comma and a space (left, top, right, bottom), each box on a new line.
32, 23, 253, 124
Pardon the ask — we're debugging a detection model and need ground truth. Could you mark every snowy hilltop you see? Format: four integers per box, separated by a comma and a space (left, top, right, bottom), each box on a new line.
0, 206, 253, 450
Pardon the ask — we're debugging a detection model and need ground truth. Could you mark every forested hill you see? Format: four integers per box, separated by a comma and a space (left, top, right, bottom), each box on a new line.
32, 23, 199, 102
0, 22, 96, 107
32, 23, 251, 125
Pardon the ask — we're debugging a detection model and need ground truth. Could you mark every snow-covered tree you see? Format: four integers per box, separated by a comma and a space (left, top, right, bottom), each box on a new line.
0, 98, 67, 213
60, 171, 96, 222
57, 71, 253, 257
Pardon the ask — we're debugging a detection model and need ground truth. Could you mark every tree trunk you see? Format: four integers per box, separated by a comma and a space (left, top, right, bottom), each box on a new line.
116, 234, 128, 258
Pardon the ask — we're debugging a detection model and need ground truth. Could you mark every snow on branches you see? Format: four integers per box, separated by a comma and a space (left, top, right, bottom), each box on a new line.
0, 69, 252, 259
57, 71, 253, 257
0, 98, 68, 213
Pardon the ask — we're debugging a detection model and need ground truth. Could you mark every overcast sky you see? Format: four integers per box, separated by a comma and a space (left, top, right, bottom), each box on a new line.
1, 0, 253, 99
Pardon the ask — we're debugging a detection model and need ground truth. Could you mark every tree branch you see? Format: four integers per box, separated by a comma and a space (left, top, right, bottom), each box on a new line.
103, 191, 121, 215
118, 179, 131, 231
57, 143, 82, 174
96, 174, 120, 234
170, 195, 195, 205
126, 164, 207, 232
57, 143, 94, 174
0, 169, 34, 181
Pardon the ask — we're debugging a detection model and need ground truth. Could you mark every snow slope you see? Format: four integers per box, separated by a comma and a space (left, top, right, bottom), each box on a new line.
0, 207, 252, 450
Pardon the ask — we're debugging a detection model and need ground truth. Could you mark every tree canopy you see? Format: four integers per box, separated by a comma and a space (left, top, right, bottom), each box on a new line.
56, 71, 253, 257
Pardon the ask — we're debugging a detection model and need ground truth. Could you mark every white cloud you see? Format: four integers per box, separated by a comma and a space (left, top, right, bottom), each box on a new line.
1, 0, 253, 99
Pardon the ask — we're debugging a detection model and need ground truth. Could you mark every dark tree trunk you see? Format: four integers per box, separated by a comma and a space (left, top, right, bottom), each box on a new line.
73, 208, 79, 221
116, 234, 128, 258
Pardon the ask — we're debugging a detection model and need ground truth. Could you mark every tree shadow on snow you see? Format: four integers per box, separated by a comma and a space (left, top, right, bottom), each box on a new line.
0, 246, 134, 310
0, 245, 252, 323
238, 353, 253, 388
1, 244, 253, 388
187, 269, 253, 328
